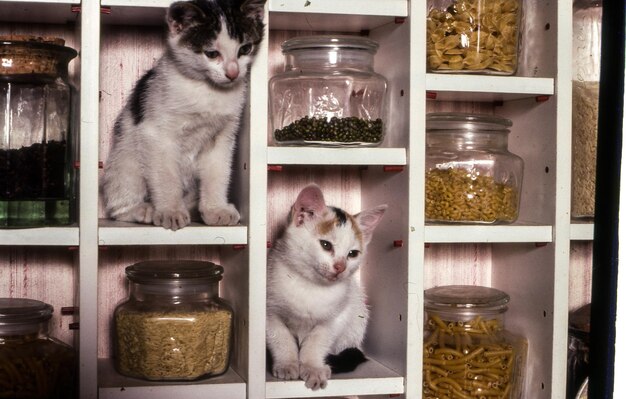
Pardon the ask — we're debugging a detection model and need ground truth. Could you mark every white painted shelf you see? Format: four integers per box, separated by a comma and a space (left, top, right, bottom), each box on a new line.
570, 222, 594, 241
425, 223, 553, 243
267, 147, 406, 166
265, 359, 404, 398
98, 220, 248, 246
98, 359, 247, 399
425, 74, 555, 102
0, 226, 79, 246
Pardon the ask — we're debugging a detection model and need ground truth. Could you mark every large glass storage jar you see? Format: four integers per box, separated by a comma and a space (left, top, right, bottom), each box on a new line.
114, 260, 234, 381
427, 0, 522, 75
571, 0, 602, 218
0, 36, 77, 227
0, 298, 76, 399
425, 113, 523, 224
269, 35, 388, 147
423, 285, 528, 399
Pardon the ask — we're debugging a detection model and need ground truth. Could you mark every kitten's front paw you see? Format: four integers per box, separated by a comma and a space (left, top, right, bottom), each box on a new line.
153, 208, 191, 231
300, 363, 331, 390
200, 203, 240, 226
272, 362, 300, 381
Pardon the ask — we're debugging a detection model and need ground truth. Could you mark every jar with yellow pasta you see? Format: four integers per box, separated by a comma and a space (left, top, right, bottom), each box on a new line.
425, 113, 524, 224
426, 0, 522, 74
423, 285, 528, 399
113, 260, 234, 381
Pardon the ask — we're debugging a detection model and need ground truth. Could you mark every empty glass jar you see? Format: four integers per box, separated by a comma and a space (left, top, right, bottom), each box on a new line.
423, 285, 527, 399
0, 36, 78, 227
427, 0, 522, 75
0, 298, 76, 399
425, 112, 524, 224
114, 260, 234, 381
269, 35, 388, 146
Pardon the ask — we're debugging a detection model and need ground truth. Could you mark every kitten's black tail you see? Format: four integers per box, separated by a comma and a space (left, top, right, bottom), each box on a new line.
325, 347, 368, 374
266, 347, 368, 374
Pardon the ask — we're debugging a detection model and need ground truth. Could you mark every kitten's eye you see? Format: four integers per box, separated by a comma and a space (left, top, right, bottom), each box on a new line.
204, 50, 221, 59
238, 44, 253, 56
347, 250, 360, 258
319, 240, 333, 252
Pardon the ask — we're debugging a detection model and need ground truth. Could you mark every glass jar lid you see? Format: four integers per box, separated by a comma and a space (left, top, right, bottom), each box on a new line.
0, 35, 78, 77
427, 112, 513, 132
425, 285, 510, 314
125, 260, 223, 285
0, 298, 53, 335
281, 35, 379, 55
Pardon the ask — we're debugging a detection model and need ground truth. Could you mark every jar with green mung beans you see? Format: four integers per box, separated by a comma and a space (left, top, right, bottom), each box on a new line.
269, 35, 388, 147
425, 113, 524, 224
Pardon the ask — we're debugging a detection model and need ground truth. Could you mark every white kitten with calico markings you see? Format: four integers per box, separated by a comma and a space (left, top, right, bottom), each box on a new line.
102, 0, 265, 230
267, 184, 387, 390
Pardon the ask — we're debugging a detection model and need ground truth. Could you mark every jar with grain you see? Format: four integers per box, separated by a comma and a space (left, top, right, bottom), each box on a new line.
269, 35, 388, 147
0, 298, 76, 399
427, 0, 522, 75
423, 285, 527, 399
0, 36, 78, 227
113, 260, 234, 381
425, 113, 523, 224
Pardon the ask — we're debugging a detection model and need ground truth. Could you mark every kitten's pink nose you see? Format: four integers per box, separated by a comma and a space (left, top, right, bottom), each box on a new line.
333, 261, 346, 274
225, 62, 239, 81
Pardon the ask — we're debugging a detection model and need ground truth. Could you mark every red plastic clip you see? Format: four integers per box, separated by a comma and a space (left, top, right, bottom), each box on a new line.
268, 165, 283, 172
426, 91, 437, 100
70, 5, 81, 13
535, 95, 551, 103
394, 17, 406, 24
232, 244, 247, 250
61, 307, 77, 315
100, 6, 111, 14
266, 241, 272, 249
383, 165, 404, 172
69, 322, 79, 330
393, 240, 403, 248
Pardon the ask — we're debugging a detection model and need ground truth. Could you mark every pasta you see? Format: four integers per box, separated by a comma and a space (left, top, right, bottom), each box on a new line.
115, 308, 232, 380
426, 0, 521, 74
423, 314, 526, 399
425, 167, 519, 223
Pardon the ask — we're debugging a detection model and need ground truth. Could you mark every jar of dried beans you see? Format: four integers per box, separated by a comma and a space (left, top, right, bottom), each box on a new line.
0, 298, 76, 398
425, 112, 524, 224
423, 285, 527, 399
0, 36, 78, 227
269, 35, 388, 146
426, 0, 522, 74
113, 260, 234, 381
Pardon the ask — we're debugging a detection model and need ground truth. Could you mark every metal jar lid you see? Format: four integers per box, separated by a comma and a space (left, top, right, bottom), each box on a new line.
425, 285, 510, 317
125, 260, 224, 285
281, 35, 379, 54
0, 298, 53, 335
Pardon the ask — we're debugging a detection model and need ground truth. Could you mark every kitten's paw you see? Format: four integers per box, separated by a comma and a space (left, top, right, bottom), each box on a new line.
153, 208, 191, 231
300, 364, 331, 390
200, 203, 240, 226
272, 363, 300, 381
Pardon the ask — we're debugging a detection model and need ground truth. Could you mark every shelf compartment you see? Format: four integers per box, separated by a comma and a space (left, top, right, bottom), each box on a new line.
265, 358, 404, 398
98, 220, 248, 246
0, 1, 79, 24
426, 74, 555, 102
98, 359, 246, 399
0, 226, 79, 246
570, 222, 594, 241
425, 223, 553, 243
267, 147, 406, 166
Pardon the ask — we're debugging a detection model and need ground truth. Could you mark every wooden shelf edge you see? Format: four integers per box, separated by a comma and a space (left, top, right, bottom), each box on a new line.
0, 226, 79, 246
267, 147, 407, 166
425, 224, 553, 243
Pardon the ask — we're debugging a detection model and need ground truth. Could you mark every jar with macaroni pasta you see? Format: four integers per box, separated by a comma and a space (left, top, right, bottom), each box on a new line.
426, 0, 522, 74
0, 298, 76, 398
113, 260, 234, 381
423, 285, 527, 399
425, 113, 524, 224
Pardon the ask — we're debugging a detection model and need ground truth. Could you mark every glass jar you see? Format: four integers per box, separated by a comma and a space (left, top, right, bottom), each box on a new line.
0, 298, 76, 399
0, 36, 78, 227
425, 113, 524, 224
269, 35, 388, 147
113, 260, 234, 381
423, 285, 527, 399
571, 0, 602, 218
426, 0, 522, 75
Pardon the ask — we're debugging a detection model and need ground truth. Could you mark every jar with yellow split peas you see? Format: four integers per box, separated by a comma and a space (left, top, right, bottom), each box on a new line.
113, 260, 234, 381
426, 0, 522, 74
425, 113, 523, 224
423, 285, 527, 399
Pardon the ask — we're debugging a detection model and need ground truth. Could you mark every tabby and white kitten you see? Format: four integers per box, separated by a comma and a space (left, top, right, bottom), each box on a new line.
102, 0, 266, 230
266, 184, 387, 390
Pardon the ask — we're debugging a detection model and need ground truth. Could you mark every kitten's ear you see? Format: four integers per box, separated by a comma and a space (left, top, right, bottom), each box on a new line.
291, 184, 327, 227
355, 205, 387, 244
240, 0, 266, 20
167, 1, 206, 35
